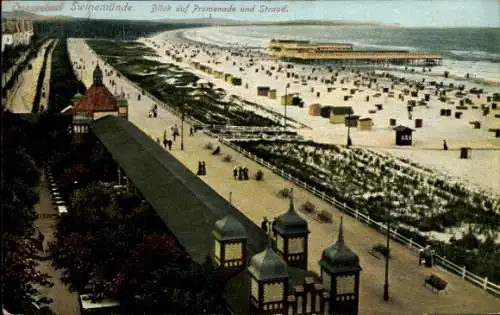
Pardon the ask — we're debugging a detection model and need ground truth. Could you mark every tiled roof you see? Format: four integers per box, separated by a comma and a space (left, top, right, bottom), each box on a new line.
72, 84, 118, 114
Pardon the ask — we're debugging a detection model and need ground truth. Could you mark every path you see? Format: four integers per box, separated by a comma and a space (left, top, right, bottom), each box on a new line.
38, 39, 58, 112
67, 38, 500, 315
33, 169, 80, 315
6, 40, 53, 113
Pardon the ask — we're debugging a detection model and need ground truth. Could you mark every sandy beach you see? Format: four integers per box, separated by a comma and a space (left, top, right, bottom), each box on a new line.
135, 29, 500, 195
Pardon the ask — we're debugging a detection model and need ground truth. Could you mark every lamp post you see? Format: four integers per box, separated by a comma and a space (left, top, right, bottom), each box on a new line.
284, 82, 290, 134
181, 103, 185, 151
383, 200, 397, 301
346, 110, 352, 148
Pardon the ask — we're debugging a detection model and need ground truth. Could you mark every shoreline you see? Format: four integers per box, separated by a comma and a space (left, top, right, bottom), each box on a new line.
139, 29, 500, 195
180, 27, 500, 86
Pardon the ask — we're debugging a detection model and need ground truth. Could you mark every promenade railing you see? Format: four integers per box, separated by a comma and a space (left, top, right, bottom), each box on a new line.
213, 135, 500, 297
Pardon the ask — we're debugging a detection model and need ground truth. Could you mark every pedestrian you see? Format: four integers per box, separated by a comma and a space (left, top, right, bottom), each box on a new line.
233, 167, 238, 180
197, 161, 203, 176
163, 138, 167, 148
238, 167, 244, 180
167, 138, 172, 150
261, 217, 269, 233
272, 218, 277, 237
189, 126, 194, 136
443, 139, 448, 151
38, 232, 45, 253
201, 161, 206, 175
243, 167, 249, 180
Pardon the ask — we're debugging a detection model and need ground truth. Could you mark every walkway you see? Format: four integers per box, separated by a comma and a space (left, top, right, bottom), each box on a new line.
6, 40, 53, 113
67, 38, 500, 315
33, 169, 80, 315
38, 39, 57, 112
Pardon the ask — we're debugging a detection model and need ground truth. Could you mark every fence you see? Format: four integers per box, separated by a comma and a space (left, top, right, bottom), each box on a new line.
215, 135, 500, 297
80, 42, 499, 297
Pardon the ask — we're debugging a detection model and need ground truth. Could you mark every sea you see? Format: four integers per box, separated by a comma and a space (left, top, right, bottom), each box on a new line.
182, 25, 500, 84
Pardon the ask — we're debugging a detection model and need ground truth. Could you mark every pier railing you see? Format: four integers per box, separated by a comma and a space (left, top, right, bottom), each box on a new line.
208, 133, 500, 297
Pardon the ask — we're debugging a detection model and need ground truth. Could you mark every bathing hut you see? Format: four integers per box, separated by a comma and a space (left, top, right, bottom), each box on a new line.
460, 147, 471, 159
231, 77, 242, 86
268, 89, 277, 99
358, 117, 373, 130
257, 86, 270, 96
308, 103, 321, 116
224, 73, 233, 83
393, 125, 414, 146
470, 121, 481, 129
281, 94, 295, 105
329, 106, 354, 124
488, 128, 500, 138
389, 118, 397, 126
345, 115, 360, 127
415, 118, 423, 128
213, 71, 224, 79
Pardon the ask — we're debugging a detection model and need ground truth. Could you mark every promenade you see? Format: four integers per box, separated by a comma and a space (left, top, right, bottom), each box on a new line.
67, 38, 500, 315
6, 40, 54, 113
33, 169, 80, 315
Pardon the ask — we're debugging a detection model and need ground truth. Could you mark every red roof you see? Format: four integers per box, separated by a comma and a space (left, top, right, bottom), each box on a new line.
72, 84, 118, 114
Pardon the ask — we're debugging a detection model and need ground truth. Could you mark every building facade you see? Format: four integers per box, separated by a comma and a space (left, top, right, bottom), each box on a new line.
71, 64, 128, 141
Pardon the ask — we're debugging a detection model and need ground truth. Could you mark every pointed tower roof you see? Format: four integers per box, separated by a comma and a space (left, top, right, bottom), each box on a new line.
92, 63, 103, 86
274, 189, 308, 236
319, 217, 361, 274
213, 215, 247, 241
248, 247, 289, 281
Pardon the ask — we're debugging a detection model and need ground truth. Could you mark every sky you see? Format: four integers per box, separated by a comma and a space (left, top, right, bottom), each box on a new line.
2, 0, 500, 27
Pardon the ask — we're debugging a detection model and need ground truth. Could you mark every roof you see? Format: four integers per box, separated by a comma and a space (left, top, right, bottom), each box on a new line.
73, 84, 118, 114
319, 217, 361, 274
273, 195, 308, 236
90, 116, 268, 264
393, 125, 414, 132
225, 267, 318, 315
331, 106, 354, 115
214, 215, 247, 241
248, 246, 289, 281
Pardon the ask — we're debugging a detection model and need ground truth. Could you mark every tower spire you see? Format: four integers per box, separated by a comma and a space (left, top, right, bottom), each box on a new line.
338, 216, 344, 243
288, 188, 295, 212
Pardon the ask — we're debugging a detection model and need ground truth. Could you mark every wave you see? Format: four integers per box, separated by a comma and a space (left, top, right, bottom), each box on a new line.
445, 50, 500, 63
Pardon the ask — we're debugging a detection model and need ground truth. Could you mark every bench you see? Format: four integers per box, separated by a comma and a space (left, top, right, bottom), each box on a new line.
424, 274, 447, 294
316, 210, 332, 223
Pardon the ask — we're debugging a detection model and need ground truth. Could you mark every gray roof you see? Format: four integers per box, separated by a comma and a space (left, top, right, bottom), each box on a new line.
393, 125, 414, 132
90, 116, 268, 264
331, 106, 354, 115
225, 267, 318, 315
214, 215, 247, 241
248, 247, 289, 281
319, 217, 361, 274
273, 196, 309, 236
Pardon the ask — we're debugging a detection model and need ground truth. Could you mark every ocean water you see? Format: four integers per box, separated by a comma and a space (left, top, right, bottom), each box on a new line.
183, 25, 500, 82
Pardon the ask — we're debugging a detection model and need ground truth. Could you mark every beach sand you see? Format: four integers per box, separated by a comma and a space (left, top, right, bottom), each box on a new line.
138, 29, 500, 195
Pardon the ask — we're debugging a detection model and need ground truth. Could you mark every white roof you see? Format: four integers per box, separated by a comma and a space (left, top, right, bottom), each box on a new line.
57, 206, 68, 214
79, 294, 120, 310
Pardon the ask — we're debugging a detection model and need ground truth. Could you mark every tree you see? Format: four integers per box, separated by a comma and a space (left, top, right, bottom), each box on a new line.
104, 234, 227, 314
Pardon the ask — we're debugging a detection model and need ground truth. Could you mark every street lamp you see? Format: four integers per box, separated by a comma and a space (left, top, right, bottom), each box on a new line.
181, 103, 185, 151
383, 199, 397, 301
346, 110, 352, 148
284, 82, 290, 134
